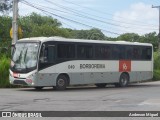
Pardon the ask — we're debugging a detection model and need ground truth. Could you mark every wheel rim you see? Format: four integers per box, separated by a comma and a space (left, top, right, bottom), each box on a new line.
121, 76, 128, 86
58, 79, 65, 87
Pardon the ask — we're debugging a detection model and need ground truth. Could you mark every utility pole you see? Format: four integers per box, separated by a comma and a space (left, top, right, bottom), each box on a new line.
12, 0, 19, 44
152, 5, 160, 54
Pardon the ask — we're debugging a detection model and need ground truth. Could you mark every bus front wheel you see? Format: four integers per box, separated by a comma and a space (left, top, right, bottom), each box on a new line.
56, 75, 67, 90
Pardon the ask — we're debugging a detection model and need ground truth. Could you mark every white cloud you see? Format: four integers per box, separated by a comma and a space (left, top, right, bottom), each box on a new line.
113, 2, 159, 35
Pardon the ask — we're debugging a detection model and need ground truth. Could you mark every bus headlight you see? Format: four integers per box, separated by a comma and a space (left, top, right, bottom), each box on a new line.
26, 78, 33, 84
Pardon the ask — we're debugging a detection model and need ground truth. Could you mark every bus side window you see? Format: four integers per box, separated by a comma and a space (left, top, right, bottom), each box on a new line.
126, 46, 132, 60
133, 47, 141, 60
47, 45, 55, 63
86, 46, 93, 58
58, 44, 75, 59
140, 47, 152, 60
40, 44, 55, 63
77, 45, 93, 59
119, 45, 126, 60
146, 47, 152, 60
112, 45, 119, 60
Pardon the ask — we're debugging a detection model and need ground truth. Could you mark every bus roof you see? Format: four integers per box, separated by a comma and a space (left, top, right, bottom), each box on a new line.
18, 36, 152, 46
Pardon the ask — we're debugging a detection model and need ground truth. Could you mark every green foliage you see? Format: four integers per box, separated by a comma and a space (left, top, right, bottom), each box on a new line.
117, 32, 158, 51
153, 70, 160, 81
0, 16, 12, 87
154, 52, 160, 70
19, 12, 69, 38
141, 32, 158, 51
117, 33, 140, 42
69, 28, 105, 40
0, 16, 12, 57
0, 55, 10, 88
0, 16, 12, 40
87, 28, 105, 40
28, 12, 61, 27
0, 0, 12, 15
153, 52, 160, 81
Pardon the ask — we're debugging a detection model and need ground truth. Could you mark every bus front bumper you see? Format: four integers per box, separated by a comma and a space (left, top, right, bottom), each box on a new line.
9, 75, 35, 86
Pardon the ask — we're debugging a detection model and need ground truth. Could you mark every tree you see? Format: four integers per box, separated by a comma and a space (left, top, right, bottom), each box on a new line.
69, 28, 105, 40
0, 16, 12, 53
78, 30, 88, 39
115, 32, 158, 51
0, 16, 12, 40
87, 28, 105, 40
117, 33, 140, 42
105, 36, 117, 41
141, 32, 158, 51
0, 0, 12, 15
27, 12, 61, 27
19, 12, 70, 38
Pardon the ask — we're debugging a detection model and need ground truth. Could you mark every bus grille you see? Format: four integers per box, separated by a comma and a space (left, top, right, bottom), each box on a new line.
13, 80, 28, 85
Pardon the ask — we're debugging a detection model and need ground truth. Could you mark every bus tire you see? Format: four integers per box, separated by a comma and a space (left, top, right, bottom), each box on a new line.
95, 83, 107, 88
116, 73, 129, 87
56, 75, 67, 90
34, 87, 43, 90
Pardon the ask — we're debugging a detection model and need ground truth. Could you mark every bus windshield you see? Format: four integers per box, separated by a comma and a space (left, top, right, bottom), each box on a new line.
11, 42, 40, 73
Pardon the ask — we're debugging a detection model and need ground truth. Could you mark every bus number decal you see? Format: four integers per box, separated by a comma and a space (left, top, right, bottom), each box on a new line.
68, 65, 75, 69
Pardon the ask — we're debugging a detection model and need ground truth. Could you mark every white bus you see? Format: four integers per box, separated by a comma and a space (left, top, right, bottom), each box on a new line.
9, 37, 153, 90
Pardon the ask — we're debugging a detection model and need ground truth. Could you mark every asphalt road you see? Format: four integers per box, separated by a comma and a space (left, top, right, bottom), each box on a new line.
0, 81, 160, 119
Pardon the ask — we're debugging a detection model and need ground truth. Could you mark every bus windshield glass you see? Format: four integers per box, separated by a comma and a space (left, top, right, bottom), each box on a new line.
11, 42, 39, 73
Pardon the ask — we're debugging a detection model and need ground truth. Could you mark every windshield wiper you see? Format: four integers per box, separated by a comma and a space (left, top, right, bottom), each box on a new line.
24, 48, 28, 72
24, 48, 28, 63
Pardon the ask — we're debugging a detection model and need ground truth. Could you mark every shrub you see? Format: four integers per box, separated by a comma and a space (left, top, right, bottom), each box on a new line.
154, 52, 160, 70
153, 70, 160, 81
0, 55, 10, 88
153, 52, 160, 81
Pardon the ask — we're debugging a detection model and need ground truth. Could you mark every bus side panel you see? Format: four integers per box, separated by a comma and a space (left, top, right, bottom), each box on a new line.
36, 60, 153, 86
69, 72, 120, 85
70, 73, 84, 85
131, 61, 153, 82
55, 60, 120, 85
37, 66, 58, 86
129, 72, 137, 82
94, 72, 120, 84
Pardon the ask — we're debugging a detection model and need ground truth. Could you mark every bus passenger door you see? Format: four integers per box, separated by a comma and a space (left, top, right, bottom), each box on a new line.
38, 44, 56, 86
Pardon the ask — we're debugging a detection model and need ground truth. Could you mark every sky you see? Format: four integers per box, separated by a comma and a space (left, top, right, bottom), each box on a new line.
16, 0, 160, 37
